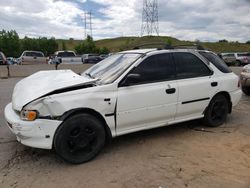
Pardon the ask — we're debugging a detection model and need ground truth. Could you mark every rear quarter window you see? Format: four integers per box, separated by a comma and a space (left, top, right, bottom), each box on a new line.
199, 52, 232, 73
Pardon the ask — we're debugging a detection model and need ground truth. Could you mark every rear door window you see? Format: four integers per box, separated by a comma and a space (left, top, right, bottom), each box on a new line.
173, 52, 212, 79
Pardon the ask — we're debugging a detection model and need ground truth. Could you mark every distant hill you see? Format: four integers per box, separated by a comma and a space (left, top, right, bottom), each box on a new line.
57, 36, 250, 53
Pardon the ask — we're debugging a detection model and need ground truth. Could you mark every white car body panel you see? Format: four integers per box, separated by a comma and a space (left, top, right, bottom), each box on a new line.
4, 103, 62, 149
116, 80, 178, 135
53, 51, 82, 64
19, 51, 47, 64
4, 49, 242, 149
12, 70, 97, 111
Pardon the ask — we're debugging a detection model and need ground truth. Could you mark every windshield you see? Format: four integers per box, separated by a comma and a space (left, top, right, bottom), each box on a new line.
238, 53, 250, 57
25, 52, 44, 57
57, 52, 76, 57
82, 53, 141, 84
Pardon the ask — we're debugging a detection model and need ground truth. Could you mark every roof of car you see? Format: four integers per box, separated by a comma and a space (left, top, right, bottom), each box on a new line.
120, 49, 158, 54
120, 48, 212, 56
55, 51, 75, 53
23, 50, 44, 53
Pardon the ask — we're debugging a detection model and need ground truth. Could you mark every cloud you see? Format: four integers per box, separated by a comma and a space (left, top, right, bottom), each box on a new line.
0, 0, 249, 42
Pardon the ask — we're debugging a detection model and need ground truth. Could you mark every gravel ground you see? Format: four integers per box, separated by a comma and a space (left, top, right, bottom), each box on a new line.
1, 67, 250, 188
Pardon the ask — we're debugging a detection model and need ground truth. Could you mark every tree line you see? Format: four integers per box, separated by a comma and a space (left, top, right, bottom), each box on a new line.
75, 35, 110, 54
0, 30, 110, 58
0, 30, 58, 57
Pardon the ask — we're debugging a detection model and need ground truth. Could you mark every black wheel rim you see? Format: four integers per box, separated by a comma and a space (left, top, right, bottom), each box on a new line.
211, 99, 227, 123
66, 126, 97, 154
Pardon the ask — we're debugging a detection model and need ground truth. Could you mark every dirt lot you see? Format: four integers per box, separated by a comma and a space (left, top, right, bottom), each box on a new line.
1, 67, 250, 188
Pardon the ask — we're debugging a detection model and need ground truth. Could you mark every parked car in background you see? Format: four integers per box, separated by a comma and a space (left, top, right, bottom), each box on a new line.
0, 52, 7, 65
83, 56, 102, 64
81, 54, 99, 63
222, 53, 250, 66
4, 46, 242, 164
240, 64, 250, 95
221, 53, 236, 66
7, 57, 18, 65
18, 51, 46, 65
49, 51, 82, 64
99, 54, 108, 60
235, 53, 250, 66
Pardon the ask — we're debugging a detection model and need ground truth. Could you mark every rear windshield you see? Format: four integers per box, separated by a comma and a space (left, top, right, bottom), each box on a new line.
25, 52, 44, 57
199, 52, 232, 73
57, 52, 75, 57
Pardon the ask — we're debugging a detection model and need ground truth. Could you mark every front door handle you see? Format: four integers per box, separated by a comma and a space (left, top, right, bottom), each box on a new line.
211, 82, 218, 87
166, 88, 176, 94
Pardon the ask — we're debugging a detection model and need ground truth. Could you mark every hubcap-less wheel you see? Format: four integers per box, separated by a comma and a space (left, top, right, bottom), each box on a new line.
54, 113, 105, 164
210, 99, 227, 124
67, 126, 96, 154
204, 95, 229, 127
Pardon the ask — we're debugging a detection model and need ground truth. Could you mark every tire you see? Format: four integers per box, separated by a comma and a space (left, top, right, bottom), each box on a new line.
54, 113, 106, 164
204, 95, 229, 127
242, 87, 250, 96
235, 61, 241, 67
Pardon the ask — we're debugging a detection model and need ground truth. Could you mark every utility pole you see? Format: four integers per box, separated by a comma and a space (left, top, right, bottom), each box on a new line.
141, 0, 159, 36
84, 11, 93, 38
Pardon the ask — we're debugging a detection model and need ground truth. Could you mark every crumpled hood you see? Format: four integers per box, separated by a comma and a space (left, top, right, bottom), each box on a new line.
12, 70, 96, 111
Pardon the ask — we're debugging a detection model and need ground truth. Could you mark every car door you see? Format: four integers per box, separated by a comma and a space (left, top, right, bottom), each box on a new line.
116, 53, 178, 135
35, 52, 46, 64
173, 52, 218, 121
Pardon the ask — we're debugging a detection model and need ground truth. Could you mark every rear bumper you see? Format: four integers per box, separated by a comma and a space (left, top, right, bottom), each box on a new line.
240, 73, 250, 87
4, 103, 62, 149
230, 89, 242, 107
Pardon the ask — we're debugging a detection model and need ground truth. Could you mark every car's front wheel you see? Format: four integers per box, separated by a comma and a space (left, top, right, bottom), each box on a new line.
204, 94, 229, 127
54, 113, 105, 164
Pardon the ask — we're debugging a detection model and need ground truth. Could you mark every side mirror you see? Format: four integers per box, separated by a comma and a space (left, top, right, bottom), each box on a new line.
122, 74, 141, 86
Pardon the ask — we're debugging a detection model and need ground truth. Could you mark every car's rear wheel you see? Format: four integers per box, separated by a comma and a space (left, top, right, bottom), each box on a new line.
54, 113, 105, 164
242, 87, 250, 96
204, 95, 229, 127
235, 61, 241, 66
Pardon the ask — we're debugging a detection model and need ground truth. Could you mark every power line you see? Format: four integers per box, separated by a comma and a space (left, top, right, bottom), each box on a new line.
141, 0, 159, 36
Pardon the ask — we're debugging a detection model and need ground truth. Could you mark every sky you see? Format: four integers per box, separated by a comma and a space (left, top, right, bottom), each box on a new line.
0, 0, 249, 42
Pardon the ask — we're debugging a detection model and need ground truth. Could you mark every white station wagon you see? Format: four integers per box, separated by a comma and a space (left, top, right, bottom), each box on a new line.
4, 46, 242, 164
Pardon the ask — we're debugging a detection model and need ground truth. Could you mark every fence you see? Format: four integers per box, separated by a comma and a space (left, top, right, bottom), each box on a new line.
0, 64, 93, 78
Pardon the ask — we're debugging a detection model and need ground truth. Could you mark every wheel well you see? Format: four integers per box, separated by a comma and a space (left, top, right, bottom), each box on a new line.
235, 60, 241, 65
58, 108, 112, 144
212, 92, 232, 113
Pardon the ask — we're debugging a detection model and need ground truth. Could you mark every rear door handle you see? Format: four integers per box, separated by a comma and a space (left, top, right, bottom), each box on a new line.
165, 88, 176, 94
211, 82, 218, 87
